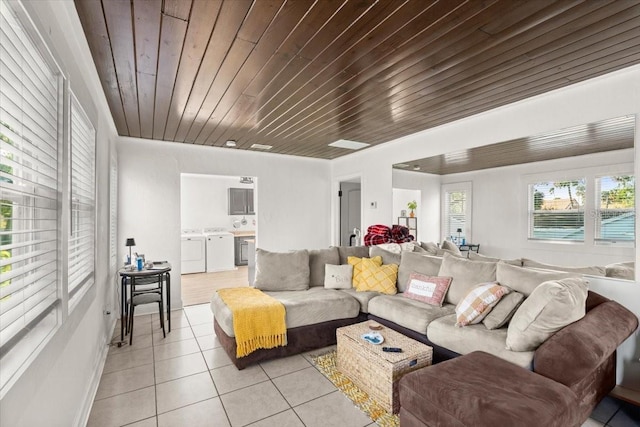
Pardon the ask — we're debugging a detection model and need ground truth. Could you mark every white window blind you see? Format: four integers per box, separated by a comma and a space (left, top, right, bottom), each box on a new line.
442, 182, 472, 243
0, 1, 61, 392
109, 158, 117, 270
68, 94, 95, 307
529, 179, 585, 241
595, 175, 635, 243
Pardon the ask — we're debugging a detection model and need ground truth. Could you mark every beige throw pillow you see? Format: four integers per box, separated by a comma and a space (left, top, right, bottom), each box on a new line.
482, 291, 525, 330
324, 264, 353, 289
254, 249, 310, 291
438, 253, 497, 305
506, 278, 588, 352
441, 240, 462, 255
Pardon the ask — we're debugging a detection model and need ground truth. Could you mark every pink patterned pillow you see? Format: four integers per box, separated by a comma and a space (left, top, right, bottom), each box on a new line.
455, 282, 510, 327
404, 273, 452, 306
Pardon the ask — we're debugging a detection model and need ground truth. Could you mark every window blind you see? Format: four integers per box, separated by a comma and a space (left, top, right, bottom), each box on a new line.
68, 94, 95, 306
444, 190, 466, 241
529, 179, 585, 241
109, 158, 117, 269
595, 175, 635, 243
0, 1, 60, 391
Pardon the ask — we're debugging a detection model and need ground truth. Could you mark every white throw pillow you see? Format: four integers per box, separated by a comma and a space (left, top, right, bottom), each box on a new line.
324, 264, 353, 289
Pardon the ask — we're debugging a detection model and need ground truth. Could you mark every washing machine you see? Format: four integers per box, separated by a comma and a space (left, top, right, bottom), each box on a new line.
203, 227, 235, 272
181, 229, 206, 274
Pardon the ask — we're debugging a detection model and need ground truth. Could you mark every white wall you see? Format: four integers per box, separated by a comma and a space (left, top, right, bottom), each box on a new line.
0, 1, 116, 426
181, 174, 256, 232
118, 138, 332, 309
393, 170, 441, 242
440, 149, 635, 267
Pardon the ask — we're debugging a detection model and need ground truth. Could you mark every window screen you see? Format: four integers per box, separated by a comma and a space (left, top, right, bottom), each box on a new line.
529, 179, 585, 241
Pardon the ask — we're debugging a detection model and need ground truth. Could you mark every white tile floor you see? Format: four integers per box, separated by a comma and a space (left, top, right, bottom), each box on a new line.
88, 304, 633, 427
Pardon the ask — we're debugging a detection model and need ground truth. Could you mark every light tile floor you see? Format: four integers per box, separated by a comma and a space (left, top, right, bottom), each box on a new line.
88, 304, 638, 427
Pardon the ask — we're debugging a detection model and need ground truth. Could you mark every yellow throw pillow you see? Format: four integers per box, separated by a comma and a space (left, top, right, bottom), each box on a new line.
348, 256, 382, 287
355, 258, 398, 295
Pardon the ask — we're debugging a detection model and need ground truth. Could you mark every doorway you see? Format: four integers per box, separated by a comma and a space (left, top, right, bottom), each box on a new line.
339, 179, 362, 246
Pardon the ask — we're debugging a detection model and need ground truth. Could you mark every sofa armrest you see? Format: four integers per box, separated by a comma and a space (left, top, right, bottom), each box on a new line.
534, 300, 638, 389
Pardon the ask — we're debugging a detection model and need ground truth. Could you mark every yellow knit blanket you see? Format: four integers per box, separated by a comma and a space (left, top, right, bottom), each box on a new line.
217, 288, 287, 358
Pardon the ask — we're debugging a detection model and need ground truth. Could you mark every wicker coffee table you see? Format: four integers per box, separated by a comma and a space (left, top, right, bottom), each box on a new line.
336, 321, 433, 414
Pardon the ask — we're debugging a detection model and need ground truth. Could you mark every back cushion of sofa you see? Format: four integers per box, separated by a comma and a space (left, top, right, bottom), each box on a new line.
496, 262, 576, 297
522, 258, 606, 276
308, 247, 340, 287
438, 253, 497, 305
254, 248, 310, 291
369, 245, 401, 266
468, 251, 522, 266
335, 245, 370, 264
397, 251, 443, 293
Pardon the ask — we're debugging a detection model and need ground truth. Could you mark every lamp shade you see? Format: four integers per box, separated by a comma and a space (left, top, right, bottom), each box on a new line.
125, 238, 136, 247
456, 228, 462, 233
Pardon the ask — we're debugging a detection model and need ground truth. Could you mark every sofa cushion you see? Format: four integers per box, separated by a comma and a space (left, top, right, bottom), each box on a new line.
308, 247, 340, 287
211, 287, 360, 337
506, 278, 588, 352
348, 255, 382, 287
427, 315, 535, 368
605, 261, 635, 280
482, 291, 525, 330
496, 262, 576, 297
404, 273, 452, 306
323, 264, 353, 289
335, 245, 369, 264
438, 253, 497, 305
254, 249, 310, 291
368, 294, 456, 335
397, 252, 443, 293
369, 245, 401, 266
455, 282, 510, 327
468, 251, 522, 266
338, 288, 379, 313
419, 241, 439, 255
521, 258, 606, 276
355, 259, 398, 294
441, 240, 462, 255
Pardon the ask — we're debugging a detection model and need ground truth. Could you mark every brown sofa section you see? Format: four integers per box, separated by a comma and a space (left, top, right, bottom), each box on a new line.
398, 291, 638, 426
214, 314, 366, 369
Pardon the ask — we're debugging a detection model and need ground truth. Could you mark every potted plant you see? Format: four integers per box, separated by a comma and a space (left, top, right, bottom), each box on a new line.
407, 200, 417, 217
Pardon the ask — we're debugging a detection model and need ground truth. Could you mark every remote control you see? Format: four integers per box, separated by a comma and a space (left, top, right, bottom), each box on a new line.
382, 347, 403, 353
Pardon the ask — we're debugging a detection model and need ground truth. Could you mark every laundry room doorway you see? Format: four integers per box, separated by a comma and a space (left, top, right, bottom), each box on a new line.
180, 173, 257, 306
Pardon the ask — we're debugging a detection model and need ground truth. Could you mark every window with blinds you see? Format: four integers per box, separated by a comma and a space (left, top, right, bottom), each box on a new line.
442, 182, 472, 243
109, 158, 117, 270
68, 94, 95, 307
0, 1, 61, 392
529, 179, 585, 241
595, 175, 635, 243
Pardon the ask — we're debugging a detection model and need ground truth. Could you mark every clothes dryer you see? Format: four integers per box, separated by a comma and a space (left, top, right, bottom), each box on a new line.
181, 229, 206, 274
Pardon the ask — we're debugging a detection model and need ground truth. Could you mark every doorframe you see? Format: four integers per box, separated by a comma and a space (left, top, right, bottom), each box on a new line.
332, 173, 363, 246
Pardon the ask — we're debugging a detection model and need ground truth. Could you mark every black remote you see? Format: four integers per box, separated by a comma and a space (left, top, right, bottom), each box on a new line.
382, 347, 403, 353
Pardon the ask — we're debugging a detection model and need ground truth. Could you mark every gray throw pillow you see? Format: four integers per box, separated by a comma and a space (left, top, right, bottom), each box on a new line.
397, 251, 443, 293
506, 278, 588, 352
369, 246, 401, 266
441, 240, 462, 255
308, 247, 339, 287
335, 246, 370, 264
438, 253, 497, 305
482, 291, 525, 330
420, 241, 439, 255
254, 248, 310, 291
324, 264, 353, 289
496, 262, 576, 297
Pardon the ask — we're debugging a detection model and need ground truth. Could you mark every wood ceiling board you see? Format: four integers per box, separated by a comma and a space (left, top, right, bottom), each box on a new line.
172, 0, 253, 142
195, 0, 321, 145
74, 0, 128, 135
162, 0, 223, 141
152, 14, 187, 140
102, 0, 140, 137
163, 0, 192, 21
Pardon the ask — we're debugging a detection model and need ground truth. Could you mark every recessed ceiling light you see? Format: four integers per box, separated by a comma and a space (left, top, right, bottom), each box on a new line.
394, 163, 410, 169
225, 140, 237, 147
250, 143, 272, 150
328, 139, 370, 150
413, 165, 421, 171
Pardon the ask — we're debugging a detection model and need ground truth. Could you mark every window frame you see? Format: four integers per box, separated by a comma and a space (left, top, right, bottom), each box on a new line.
441, 182, 472, 244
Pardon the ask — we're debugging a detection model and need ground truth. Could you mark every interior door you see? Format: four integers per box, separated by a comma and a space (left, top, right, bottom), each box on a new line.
340, 181, 361, 246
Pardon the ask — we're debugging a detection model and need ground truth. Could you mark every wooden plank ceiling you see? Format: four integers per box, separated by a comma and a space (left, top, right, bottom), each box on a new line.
395, 115, 636, 175
74, 0, 640, 160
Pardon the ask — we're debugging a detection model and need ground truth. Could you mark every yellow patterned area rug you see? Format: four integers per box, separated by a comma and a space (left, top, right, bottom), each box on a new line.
311, 350, 400, 427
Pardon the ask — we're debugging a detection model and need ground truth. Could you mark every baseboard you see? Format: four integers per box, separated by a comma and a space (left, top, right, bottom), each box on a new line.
74, 317, 116, 427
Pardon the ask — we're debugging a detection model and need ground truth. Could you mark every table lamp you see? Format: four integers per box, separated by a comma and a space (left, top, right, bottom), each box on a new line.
125, 238, 136, 264
456, 228, 462, 244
